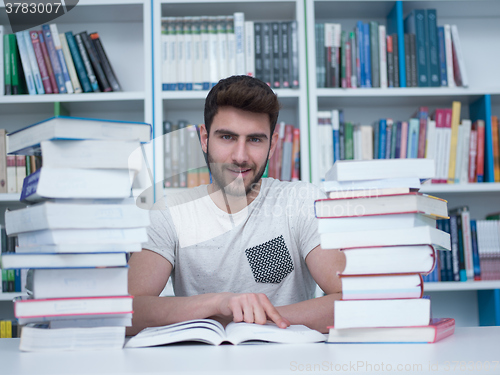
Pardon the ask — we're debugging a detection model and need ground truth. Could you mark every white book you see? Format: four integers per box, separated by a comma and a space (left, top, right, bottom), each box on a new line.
175, 17, 186, 90
6, 156, 17, 193
451, 25, 468, 87
442, 123, 452, 182
208, 16, 219, 86
0, 25, 4, 96
325, 159, 436, 182
323, 176, 421, 192
244, 21, 255, 77
50, 316, 132, 329
23, 30, 45, 94
6, 200, 149, 235
353, 125, 362, 160
1, 252, 127, 269
21, 167, 134, 202
226, 15, 236, 77
49, 24, 74, 94
31, 267, 128, 299
201, 17, 211, 89
7, 116, 151, 155
333, 299, 431, 329
39, 139, 141, 171
183, 17, 194, 90
425, 119, 437, 173
15, 32, 37, 95
341, 274, 423, 300
59, 32, 82, 93
234, 12, 245, 75
460, 119, 472, 184
191, 17, 203, 90
216, 15, 228, 80
17, 312, 132, 326
454, 122, 465, 184
443, 24, 455, 87
125, 319, 325, 347
15, 243, 142, 254
15, 156, 26, 194
167, 17, 177, 91
378, 24, 387, 88
19, 326, 126, 352
360, 125, 373, 160
160, 18, 170, 91
17, 227, 148, 246
317, 111, 333, 180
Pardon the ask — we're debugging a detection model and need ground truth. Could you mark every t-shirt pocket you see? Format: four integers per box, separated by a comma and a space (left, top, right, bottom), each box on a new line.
245, 235, 294, 284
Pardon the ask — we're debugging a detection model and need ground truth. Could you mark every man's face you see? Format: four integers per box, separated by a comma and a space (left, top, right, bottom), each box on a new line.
201, 106, 278, 197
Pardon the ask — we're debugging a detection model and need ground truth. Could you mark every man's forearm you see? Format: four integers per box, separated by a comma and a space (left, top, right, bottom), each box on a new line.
127, 293, 222, 336
276, 293, 342, 333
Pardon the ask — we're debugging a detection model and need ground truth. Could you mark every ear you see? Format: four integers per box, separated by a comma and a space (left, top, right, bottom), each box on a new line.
267, 129, 279, 160
199, 124, 209, 153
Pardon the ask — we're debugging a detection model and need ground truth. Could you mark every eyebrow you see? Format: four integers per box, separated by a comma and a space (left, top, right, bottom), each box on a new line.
213, 129, 269, 140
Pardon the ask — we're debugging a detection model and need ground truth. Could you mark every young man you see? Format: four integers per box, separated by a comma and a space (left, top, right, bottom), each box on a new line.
127, 76, 345, 336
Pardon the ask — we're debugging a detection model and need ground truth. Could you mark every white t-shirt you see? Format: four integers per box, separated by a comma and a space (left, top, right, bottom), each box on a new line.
143, 178, 325, 307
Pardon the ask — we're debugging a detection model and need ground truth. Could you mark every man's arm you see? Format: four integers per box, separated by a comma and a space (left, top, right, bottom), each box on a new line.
275, 245, 345, 333
127, 249, 289, 336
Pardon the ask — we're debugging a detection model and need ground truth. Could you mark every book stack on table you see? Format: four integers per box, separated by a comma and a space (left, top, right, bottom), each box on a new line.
0, 116, 151, 351
316, 159, 456, 343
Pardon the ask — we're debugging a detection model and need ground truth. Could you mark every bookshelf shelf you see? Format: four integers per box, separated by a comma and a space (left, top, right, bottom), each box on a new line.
161, 89, 301, 101
424, 281, 500, 292
0, 292, 26, 301
0, 194, 21, 203
0, 92, 146, 105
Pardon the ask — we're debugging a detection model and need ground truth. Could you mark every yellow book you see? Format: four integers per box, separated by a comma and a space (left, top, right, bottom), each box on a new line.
4, 320, 11, 338
0, 320, 5, 338
447, 101, 462, 183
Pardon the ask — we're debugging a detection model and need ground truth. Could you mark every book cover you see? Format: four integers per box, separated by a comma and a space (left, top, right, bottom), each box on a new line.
447, 101, 462, 183
65, 32, 92, 93
280, 22, 290, 88
254, 22, 263, 82
450, 25, 468, 87
15, 32, 37, 95
426, 9, 440, 87
183, 17, 194, 91
386, 35, 394, 87
80, 31, 111, 92
289, 20, 299, 88
244, 21, 255, 77
59, 32, 82, 94
74, 33, 100, 92
363, 23, 371, 88
386, 1, 406, 87
378, 24, 387, 88
49, 24, 73, 94
404, 9, 428, 87
369, 21, 379, 88
443, 24, 455, 87
41, 25, 66, 93
437, 26, 448, 86
271, 22, 281, 88
261, 22, 272, 87
233, 12, 245, 76
90, 32, 121, 92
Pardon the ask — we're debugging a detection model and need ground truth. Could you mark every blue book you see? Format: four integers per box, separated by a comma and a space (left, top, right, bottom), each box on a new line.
65, 32, 92, 93
470, 95, 494, 182
378, 119, 386, 159
404, 10, 429, 87
332, 110, 340, 163
15, 32, 37, 95
42, 25, 67, 93
390, 121, 397, 159
387, 1, 406, 87
363, 22, 372, 87
407, 118, 419, 158
14, 269, 21, 292
470, 220, 481, 280
356, 21, 365, 88
395, 121, 402, 158
426, 9, 440, 87
437, 26, 448, 86
385, 122, 391, 159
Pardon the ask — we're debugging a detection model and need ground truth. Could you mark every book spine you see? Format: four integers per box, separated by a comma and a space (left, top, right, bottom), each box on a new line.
443, 25, 455, 87
261, 22, 272, 87
417, 107, 428, 159
332, 110, 340, 162
90, 32, 121, 92
470, 220, 482, 280
448, 101, 462, 183
378, 119, 386, 159
455, 213, 467, 281
74, 33, 99, 92
385, 120, 392, 159
378, 25, 387, 89
80, 32, 111, 92
392, 33, 400, 87
449, 215, 461, 281
244, 21, 255, 77
460, 120, 472, 183
399, 121, 408, 159
15, 155, 25, 194
395, 121, 402, 158
227, 16, 236, 78
436, 220, 448, 281
271, 22, 281, 88
253, 23, 263, 81
339, 116, 345, 161
331, 24, 341, 88
468, 127, 478, 182
289, 20, 299, 88
176, 17, 186, 90
476, 120, 485, 183
461, 210, 474, 281
324, 24, 332, 88
315, 24, 323, 87
200, 17, 210, 90
340, 30, 347, 88
30, 31, 52, 94
42, 25, 67, 93
426, 9, 440, 87
3, 32, 11, 95
491, 116, 500, 182
415, 10, 429, 87
390, 120, 397, 158
356, 22, 364, 87
65, 32, 92, 93
6, 155, 17, 193
192, 17, 203, 90
161, 18, 169, 91
59, 33, 81, 94
345, 36, 352, 88
369, 21, 379, 88
184, 17, 194, 91
450, 25, 468, 87
0, 130, 7, 193
163, 120, 172, 188
437, 26, 448, 87
8, 34, 20, 94
349, 31, 357, 88
386, 35, 394, 88
280, 125, 294, 181
363, 23, 371, 87
404, 34, 412, 87
0, 26, 4, 96
281, 22, 290, 88
409, 34, 418, 87
170, 122, 180, 187
344, 122, 353, 160
15, 32, 36, 95
234, 12, 245, 76
49, 24, 73, 94
22, 30, 44, 95
216, 16, 228, 82
178, 121, 188, 188
291, 128, 300, 182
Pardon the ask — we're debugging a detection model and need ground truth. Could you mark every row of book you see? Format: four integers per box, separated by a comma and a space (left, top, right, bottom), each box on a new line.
317, 103, 500, 184
162, 121, 301, 188
161, 14, 299, 91
0, 320, 19, 338
424, 215, 500, 282
1, 227, 27, 293
316, 6, 466, 88
1, 116, 151, 351
1, 24, 121, 96
318, 159, 455, 343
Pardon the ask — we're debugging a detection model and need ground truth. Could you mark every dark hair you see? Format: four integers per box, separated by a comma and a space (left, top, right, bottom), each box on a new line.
204, 75, 281, 136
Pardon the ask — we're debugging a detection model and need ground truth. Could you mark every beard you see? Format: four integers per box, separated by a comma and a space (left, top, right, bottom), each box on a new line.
206, 142, 270, 197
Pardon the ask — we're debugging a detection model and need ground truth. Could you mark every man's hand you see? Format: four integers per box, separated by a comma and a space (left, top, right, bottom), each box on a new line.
215, 292, 290, 328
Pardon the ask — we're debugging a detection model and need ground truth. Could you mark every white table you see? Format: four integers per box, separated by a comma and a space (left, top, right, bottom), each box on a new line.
1, 327, 499, 375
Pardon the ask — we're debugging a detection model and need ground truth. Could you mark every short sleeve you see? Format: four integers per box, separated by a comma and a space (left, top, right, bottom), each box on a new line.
142, 207, 177, 267
291, 182, 326, 259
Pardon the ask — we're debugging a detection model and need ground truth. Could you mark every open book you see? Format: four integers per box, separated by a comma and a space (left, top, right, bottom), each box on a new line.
125, 319, 326, 347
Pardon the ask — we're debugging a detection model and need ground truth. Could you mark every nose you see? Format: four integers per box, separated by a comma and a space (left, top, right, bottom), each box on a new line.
231, 137, 249, 165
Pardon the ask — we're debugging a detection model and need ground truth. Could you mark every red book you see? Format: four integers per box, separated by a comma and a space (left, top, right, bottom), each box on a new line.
327, 318, 455, 343
468, 128, 478, 182
416, 106, 429, 159
268, 122, 280, 179
345, 40, 352, 88
37, 30, 58, 94
399, 121, 408, 160
291, 128, 300, 181
30, 30, 53, 94
475, 120, 486, 182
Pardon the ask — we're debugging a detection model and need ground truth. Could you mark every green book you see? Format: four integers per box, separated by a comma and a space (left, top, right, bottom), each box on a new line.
54, 102, 70, 116
263, 161, 269, 178
390, 121, 397, 159
2, 269, 7, 292
340, 31, 347, 88
8, 34, 21, 95
3, 33, 12, 95
7, 269, 15, 292
344, 122, 354, 160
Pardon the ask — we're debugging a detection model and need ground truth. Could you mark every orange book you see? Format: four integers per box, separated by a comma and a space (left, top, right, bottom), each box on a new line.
491, 115, 500, 182
447, 101, 461, 183
291, 128, 300, 181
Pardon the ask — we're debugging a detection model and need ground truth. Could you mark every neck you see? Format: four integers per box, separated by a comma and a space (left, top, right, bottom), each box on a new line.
208, 179, 262, 214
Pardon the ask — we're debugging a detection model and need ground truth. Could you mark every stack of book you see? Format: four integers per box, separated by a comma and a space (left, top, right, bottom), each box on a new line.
0, 116, 151, 351
316, 159, 455, 343
1, 23, 120, 96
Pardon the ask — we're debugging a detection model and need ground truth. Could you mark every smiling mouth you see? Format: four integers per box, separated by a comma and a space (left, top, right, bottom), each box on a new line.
227, 168, 252, 175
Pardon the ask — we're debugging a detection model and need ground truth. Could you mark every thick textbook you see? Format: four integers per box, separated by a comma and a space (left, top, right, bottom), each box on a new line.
341, 274, 423, 300
333, 298, 431, 329
125, 319, 326, 347
323, 176, 421, 193
15, 243, 142, 254
325, 159, 435, 181
1, 252, 127, 269
6, 201, 149, 235
327, 318, 455, 343
340, 244, 436, 275
19, 325, 125, 352
7, 116, 151, 155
